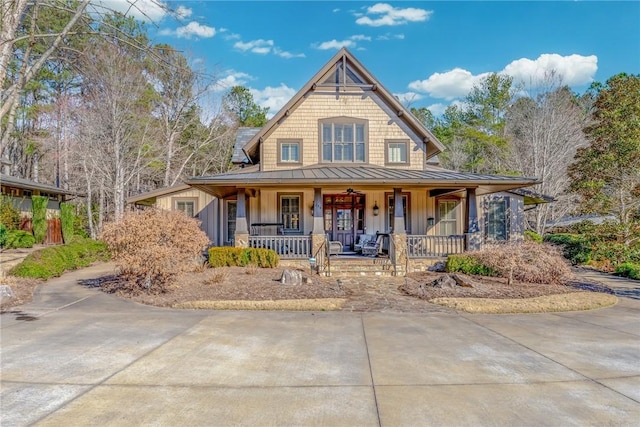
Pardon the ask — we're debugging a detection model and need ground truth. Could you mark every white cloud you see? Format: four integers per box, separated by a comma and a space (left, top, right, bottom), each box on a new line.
315, 39, 356, 50
174, 5, 192, 19
333, 8, 340, 13
408, 53, 598, 101
250, 84, 297, 117
377, 33, 405, 41
210, 71, 252, 93
274, 48, 305, 59
314, 34, 372, 50
356, 3, 432, 27
394, 92, 423, 104
234, 39, 274, 54
502, 53, 598, 86
174, 21, 215, 39
91, 0, 169, 21
409, 68, 489, 101
425, 103, 447, 117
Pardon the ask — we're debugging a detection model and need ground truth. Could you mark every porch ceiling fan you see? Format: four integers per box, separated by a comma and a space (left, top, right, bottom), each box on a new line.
345, 188, 363, 195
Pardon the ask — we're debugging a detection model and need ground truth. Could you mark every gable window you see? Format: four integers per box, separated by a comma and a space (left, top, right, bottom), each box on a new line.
278, 139, 301, 165
486, 199, 508, 241
280, 194, 302, 233
438, 200, 458, 235
174, 198, 198, 217
386, 193, 411, 233
320, 119, 367, 163
385, 140, 409, 165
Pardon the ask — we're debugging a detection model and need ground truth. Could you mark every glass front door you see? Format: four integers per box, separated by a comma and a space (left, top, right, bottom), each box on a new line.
324, 194, 365, 251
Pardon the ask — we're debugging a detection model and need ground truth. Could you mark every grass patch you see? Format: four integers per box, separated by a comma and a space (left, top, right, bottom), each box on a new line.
429, 292, 617, 314
174, 298, 346, 311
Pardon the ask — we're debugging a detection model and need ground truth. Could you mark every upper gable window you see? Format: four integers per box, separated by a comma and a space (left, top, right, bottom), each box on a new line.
320, 119, 367, 163
385, 140, 409, 165
278, 139, 301, 165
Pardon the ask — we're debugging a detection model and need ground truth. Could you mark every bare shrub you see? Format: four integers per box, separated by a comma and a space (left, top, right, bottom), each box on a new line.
472, 242, 572, 285
205, 269, 230, 285
101, 209, 210, 293
244, 265, 259, 275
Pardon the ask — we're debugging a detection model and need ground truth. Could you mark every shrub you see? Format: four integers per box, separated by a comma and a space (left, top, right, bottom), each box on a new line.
472, 242, 572, 285
9, 238, 110, 280
524, 230, 543, 243
60, 203, 75, 243
101, 209, 210, 293
0, 223, 7, 247
615, 263, 640, 280
31, 195, 48, 244
3, 230, 35, 249
0, 196, 21, 230
446, 255, 497, 277
544, 233, 592, 265
208, 247, 279, 268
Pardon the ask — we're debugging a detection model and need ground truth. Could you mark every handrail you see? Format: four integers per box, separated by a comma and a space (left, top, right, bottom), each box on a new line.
406, 235, 467, 258
312, 235, 328, 275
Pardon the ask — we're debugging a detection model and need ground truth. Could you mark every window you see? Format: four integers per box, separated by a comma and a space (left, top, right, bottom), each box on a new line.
174, 198, 197, 217
226, 201, 237, 245
280, 194, 301, 233
438, 200, 458, 235
385, 140, 409, 165
278, 139, 301, 164
386, 193, 410, 233
486, 199, 508, 241
320, 119, 367, 163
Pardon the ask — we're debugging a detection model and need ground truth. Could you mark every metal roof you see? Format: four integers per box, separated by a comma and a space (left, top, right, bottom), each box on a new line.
231, 127, 261, 164
126, 183, 192, 204
186, 164, 539, 198
0, 173, 76, 196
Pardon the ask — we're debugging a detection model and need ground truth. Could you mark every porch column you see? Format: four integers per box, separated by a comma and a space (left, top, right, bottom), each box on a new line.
465, 188, 481, 251
234, 188, 249, 248
311, 187, 325, 258
391, 187, 408, 276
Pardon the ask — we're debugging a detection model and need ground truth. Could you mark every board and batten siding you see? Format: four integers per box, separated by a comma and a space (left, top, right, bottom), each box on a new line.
260, 91, 427, 171
155, 188, 218, 243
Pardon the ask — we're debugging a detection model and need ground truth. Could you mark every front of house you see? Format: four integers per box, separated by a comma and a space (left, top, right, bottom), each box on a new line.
181, 48, 539, 274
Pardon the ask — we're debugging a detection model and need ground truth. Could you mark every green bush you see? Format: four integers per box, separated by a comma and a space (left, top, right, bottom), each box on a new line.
0, 195, 21, 230
524, 230, 543, 243
60, 202, 75, 243
208, 247, 279, 268
0, 223, 7, 247
615, 263, 640, 280
445, 254, 498, 276
3, 230, 35, 249
9, 238, 110, 280
544, 233, 592, 265
31, 195, 48, 244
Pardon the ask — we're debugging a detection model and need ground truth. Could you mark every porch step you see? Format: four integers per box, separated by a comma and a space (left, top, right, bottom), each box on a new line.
320, 256, 404, 277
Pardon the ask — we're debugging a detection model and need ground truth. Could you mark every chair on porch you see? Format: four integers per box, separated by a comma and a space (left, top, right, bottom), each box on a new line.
354, 234, 376, 253
362, 234, 383, 256
328, 240, 343, 255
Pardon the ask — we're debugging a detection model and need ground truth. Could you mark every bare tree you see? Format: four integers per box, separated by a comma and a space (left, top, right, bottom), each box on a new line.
505, 73, 591, 234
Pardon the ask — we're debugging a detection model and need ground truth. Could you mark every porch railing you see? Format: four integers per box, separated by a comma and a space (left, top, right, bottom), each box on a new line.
248, 235, 311, 259
407, 235, 467, 258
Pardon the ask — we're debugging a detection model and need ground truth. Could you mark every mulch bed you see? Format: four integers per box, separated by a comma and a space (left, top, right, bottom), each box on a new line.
402, 271, 585, 300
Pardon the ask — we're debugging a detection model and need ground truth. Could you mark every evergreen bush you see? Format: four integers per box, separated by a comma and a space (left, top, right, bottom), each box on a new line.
9, 238, 109, 279
208, 247, 279, 268
31, 195, 48, 244
615, 263, 640, 280
0, 223, 7, 247
3, 230, 35, 249
0, 195, 21, 230
544, 233, 592, 265
445, 255, 497, 276
60, 203, 75, 243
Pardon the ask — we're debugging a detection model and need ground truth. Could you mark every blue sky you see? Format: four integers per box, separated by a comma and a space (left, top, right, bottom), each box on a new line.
102, 1, 640, 116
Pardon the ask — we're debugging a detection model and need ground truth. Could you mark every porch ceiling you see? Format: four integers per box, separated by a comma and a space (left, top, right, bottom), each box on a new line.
185, 165, 540, 199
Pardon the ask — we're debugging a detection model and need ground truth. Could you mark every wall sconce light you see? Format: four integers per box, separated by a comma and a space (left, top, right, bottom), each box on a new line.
427, 217, 435, 227
310, 204, 315, 216
373, 201, 379, 216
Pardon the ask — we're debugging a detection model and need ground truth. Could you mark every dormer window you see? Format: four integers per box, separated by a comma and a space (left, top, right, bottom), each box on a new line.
320, 118, 367, 163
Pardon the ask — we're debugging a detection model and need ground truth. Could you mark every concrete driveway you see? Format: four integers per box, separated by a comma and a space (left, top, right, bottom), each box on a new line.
1, 264, 639, 426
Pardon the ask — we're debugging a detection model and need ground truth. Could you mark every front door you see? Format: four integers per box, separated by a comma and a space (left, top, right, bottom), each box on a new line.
324, 194, 365, 251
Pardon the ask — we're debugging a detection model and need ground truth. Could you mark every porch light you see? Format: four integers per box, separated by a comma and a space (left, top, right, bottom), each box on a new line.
427, 217, 435, 227
373, 201, 379, 216
310, 203, 315, 216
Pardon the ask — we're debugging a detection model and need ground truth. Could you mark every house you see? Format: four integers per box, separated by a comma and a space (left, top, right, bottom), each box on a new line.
0, 173, 76, 216
181, 48, 539, 274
